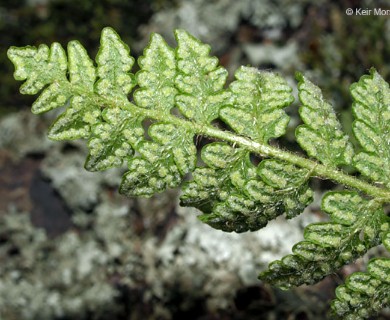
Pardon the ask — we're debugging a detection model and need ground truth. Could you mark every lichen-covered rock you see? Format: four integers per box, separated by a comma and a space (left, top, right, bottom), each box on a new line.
40, 146, 123, 211
0, 193, 323, 319
142, 202, 321, 315
0, 205, 128, 320
0, 110, 53, 159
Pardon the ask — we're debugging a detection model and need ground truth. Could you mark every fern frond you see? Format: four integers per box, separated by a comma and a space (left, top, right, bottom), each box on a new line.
7, 27, 390, 319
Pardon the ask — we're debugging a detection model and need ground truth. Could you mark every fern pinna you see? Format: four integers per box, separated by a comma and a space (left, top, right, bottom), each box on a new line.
8, 27, 390, 319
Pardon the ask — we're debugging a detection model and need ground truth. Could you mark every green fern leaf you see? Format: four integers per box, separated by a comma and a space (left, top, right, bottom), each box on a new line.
220, 67, 293, 142
67, 40, 96, 91
8, 43, 70, 114
255, 160, 313, 219
174, 29, 232, 123
181, 143, 313, 232
85, 107, 143, 171
332, 258, 390, 319
134, 33, 177, 113
351, 69, 390, 188
120, 123, 196, 196
47, 95, 101, 140
119, 31, 203, 196
295, 73, 354, 166
181, 144, 260, 232
179, 66, 311, 232
87, 32, 176, 172
95, 28, 135, 102
46, 41, 99, 140
7, 43, 68, 96
259, 192, 387, 288
47, 29, 136, 141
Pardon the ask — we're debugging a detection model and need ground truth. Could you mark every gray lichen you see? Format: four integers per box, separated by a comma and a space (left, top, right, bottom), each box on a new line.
0, 196, 321, 319
40, 145, 124, 211
0, 110, 53, 160
138, 0, 320, 53
0, 205, 125, 320
143, 203, 321, 315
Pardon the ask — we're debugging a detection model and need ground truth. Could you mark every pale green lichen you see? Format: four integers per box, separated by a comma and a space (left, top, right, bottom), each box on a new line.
0, 207, 122, 320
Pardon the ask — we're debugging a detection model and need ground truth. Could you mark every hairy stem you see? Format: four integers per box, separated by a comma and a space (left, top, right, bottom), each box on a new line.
97, 94, 390, 202
201, 126, 390, 202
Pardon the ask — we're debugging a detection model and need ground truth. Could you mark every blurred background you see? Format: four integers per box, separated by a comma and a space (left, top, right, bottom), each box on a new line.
0, 0, 389, 319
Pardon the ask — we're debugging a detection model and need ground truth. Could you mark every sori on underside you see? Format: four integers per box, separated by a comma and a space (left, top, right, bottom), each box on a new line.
7, 27, 390, 319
